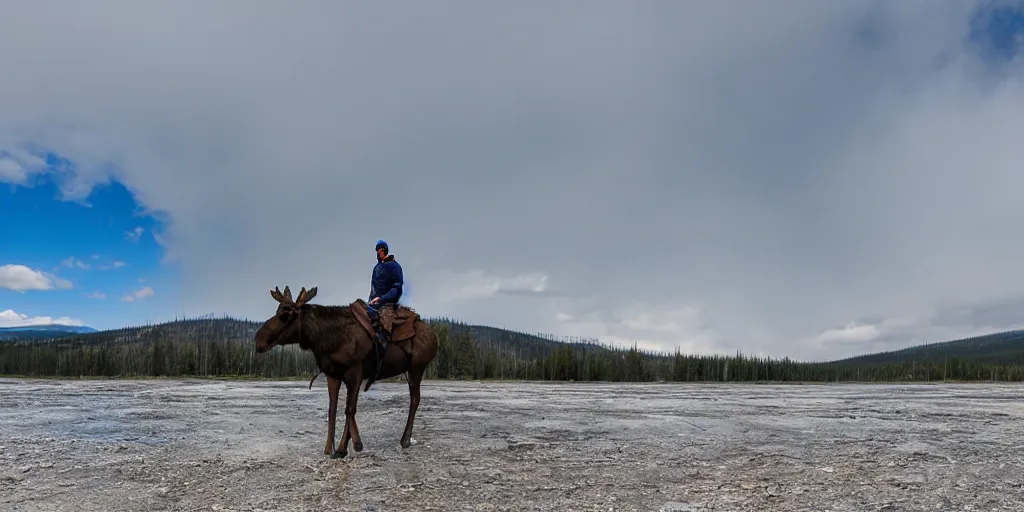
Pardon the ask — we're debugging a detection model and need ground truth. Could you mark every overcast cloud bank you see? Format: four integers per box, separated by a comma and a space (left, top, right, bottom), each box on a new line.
3, 1, 1024, 360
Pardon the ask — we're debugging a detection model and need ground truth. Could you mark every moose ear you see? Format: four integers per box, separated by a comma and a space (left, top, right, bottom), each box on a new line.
270, 286, 285, 303
283, 286, 294, 303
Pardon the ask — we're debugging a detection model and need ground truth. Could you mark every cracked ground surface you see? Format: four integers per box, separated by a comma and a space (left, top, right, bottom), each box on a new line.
1, 378, 1023, 511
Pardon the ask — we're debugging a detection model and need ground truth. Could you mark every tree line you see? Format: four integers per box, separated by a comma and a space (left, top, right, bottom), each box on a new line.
2, 316, 1024, 382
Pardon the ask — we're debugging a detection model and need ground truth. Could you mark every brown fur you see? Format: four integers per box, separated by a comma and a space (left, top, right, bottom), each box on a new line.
254, 285, 438, 458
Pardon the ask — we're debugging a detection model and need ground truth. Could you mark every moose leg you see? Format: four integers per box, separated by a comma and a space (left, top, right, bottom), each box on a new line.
332, 372, 365, 458
400, 366, 425, 449
324, 376, 341, 456
345, 372, 365, 452
335, 382, 356, 458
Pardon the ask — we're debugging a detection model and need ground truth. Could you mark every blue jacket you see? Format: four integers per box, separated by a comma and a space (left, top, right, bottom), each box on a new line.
369, 254, 403, 304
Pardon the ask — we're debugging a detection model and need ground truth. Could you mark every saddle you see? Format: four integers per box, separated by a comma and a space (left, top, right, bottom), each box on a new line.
350, 298, 420, 344
351, 298, 421, 392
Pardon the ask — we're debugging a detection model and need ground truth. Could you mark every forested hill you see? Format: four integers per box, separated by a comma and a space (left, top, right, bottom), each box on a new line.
0, 316, 620, 380
2, 316, 1024, 382
835, 329, 1024, 365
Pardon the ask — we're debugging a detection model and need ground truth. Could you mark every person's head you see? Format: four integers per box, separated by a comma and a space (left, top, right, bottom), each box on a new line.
375, 239, 389, 260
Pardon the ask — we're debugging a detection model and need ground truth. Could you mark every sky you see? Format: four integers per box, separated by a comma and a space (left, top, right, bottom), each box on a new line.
1, 166, 178, 330
3, 1, 1024, 361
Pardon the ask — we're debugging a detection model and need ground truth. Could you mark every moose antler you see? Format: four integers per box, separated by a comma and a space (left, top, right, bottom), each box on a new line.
283, 286, 294, 303
270, 286, 287, 303
295, 286, 318, 307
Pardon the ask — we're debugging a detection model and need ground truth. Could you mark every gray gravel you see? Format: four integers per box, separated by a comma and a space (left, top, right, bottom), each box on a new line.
1, 378, 1023, 511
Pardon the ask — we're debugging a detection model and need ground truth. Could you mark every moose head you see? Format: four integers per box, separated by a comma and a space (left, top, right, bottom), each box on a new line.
254, 285, 318, 353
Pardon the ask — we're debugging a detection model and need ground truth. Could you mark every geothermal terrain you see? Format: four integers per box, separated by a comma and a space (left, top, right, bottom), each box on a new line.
1, 378, 1023, 511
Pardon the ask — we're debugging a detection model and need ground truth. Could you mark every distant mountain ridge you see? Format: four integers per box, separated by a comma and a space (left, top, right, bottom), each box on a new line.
2, 315, 1024, 381
834, 329, 1024, 365
0, 315, 631, 380
3, 317, 1024, 370
0, 324, 98, 340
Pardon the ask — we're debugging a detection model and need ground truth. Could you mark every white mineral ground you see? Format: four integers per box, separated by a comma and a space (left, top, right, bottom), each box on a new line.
1, 378, 1023, 511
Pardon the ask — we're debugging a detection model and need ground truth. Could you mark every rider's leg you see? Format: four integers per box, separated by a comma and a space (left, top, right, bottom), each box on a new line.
366, 302, 386, 345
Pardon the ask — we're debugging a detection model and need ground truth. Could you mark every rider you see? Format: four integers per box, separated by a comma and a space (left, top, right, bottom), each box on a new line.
367, 239, 403, 349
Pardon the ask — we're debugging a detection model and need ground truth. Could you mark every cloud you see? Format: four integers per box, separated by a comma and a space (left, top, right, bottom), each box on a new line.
801, 297, 1024, 360
60, 256, 91, 270
122, 286, 154, 302
553, 300, 719, 355
0, 149, 47, 185
812, 322, 883, 345
4, 2, 1024, 359
0, 264, 72, 292
0, 309, 83, 328
0, 157, 24, 183
124, 227, 144, 242
85, 291, 106, 300
96, 260, 126, 271
434, 270, 550, 301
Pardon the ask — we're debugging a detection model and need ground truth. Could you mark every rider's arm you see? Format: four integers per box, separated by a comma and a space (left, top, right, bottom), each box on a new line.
378, 265, 404, 303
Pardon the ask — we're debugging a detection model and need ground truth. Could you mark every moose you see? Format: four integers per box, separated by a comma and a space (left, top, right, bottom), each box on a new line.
253, 285, 438, 458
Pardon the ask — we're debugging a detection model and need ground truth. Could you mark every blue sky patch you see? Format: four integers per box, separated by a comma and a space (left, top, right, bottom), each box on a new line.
1, 162, 180, 330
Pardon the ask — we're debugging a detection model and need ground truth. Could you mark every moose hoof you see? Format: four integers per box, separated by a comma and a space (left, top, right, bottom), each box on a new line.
400, 438, 412, 449
354, 440, 364, 452
331, 449, 348, 459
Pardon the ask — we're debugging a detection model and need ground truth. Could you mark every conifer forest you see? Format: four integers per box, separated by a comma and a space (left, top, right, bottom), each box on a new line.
2, 316, 1024, 382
